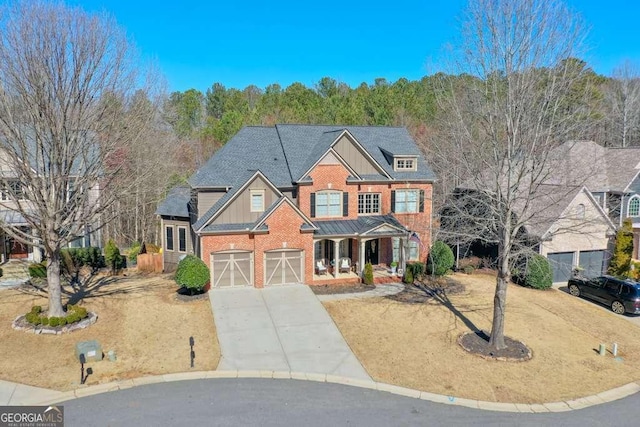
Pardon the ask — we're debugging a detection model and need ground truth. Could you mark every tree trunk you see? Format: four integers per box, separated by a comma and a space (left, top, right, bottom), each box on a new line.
489, 273, 508, 350
47, 250, 65, 317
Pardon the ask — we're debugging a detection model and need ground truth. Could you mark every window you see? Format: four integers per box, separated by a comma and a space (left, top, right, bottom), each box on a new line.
178, 227, 187, 252
394, 190, 419, 213
392, 237, 420, 262
165, 226, 174, 251
316, 191, 342, 217
358, 193, 380, 214
1, 180, 23, 201
575, 204, 585, 219
394, 157, 417, 171
250, 190, 265, 213
628, 196, 640, 217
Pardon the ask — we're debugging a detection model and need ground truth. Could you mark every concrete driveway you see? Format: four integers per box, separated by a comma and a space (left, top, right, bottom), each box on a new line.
209, 285, 372, 381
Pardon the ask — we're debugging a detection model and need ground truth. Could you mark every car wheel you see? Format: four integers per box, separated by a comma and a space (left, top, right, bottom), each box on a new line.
568, 284, 580, 297
611, 300, 626, 315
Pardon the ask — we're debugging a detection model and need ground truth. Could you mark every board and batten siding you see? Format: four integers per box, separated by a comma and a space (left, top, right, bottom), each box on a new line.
197, 191, 224, 220
333, 135, 382, 176
162, 217, 194, 272
212, 175, 279, 225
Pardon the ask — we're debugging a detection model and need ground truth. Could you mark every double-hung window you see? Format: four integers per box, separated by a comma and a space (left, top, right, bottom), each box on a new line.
178, 227, 187, 252
165, 226, 174, 251
394, 190, 419, 213
316, 191, 342, 217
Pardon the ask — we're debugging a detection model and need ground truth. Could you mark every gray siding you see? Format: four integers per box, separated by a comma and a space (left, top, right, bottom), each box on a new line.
212, 175, 279, 225
198, 191, 224, 220
334, 135, 382, 176
162, 218, 194, 272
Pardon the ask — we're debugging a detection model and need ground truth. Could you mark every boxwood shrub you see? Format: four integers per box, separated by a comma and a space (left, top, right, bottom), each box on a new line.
175, 255, 210, 294
426, 241, 455, 276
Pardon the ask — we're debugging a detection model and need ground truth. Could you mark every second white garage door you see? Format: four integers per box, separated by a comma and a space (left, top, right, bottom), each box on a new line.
264, 250, 304, 286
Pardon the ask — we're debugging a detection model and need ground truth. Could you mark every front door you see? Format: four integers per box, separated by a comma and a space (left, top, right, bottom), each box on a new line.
365, 239, 379, 265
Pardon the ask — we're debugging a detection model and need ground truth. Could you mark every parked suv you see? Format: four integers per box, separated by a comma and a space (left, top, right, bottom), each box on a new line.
567, 275, 640, 315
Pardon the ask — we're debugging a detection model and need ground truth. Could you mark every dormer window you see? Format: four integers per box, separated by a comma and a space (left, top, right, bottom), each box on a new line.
394, 157, 417, 171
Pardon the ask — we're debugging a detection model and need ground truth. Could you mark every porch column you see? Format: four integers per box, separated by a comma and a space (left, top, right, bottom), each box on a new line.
333, 239, 340, 278
399, 237, 406, 273
359, 238, 366, 277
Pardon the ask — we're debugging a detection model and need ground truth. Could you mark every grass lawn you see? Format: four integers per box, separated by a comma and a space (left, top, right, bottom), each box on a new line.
0, 273, 220, 391
324, 273, 640, 404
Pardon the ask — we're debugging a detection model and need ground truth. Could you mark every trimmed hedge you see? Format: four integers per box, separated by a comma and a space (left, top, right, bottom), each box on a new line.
24, 304, 89, 327
426, 241, 455, 276
363, 262, 374, 285
175, 255, 210, 293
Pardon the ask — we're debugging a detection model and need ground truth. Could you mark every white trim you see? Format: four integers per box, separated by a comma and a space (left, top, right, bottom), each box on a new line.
628, 194, 640, 217
394, 189, 420, 213
357, 192, 381, 215
394, 156, 417, 171
250, 189, 265, 213
314, 190, 343, 218
196, 170, 283, 233
165, 225, 174, 252
177, 226, 187, 253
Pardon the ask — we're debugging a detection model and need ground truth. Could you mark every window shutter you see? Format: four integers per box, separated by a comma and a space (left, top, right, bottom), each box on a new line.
310, 192, 316, 218
343, 192, 349, 217
390, 190, 396, 213
419, 190, 425, 213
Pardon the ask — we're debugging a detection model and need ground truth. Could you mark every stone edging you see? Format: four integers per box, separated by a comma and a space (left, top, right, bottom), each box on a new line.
31, 370, 640, 413
12, 312, 98, 335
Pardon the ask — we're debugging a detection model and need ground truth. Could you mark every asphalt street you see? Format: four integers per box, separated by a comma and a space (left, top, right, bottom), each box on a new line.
63, 378, 640, 427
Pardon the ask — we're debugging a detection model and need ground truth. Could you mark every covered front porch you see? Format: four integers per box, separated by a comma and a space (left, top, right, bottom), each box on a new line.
312, 215, 411, 283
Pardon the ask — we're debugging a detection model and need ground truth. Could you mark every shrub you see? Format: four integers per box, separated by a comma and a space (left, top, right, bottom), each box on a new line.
175, 255, 210, 293
363, 262, 374, 285
145, 243, 161, 253
25, 312, 39, 324
48, 317, 60, 327
28, 262, 47, 278
458, 256, 482, 270
426, 241, 455, 276
630, 261, 640, 281
40, 316, 49, 326
406, 262, 425, 280
523, 254, 553, 290
463, 265, 475, 275
403, 267, 414, 284
609, 218, 633, 278
105, 239, 124, 273
31, 305, 42, 314
128, 241, 142, 263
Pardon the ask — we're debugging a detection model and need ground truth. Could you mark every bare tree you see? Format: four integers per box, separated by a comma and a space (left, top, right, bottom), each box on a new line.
0, 1, 161, 316
604, 61, 640, 147
431, 0, 592, 349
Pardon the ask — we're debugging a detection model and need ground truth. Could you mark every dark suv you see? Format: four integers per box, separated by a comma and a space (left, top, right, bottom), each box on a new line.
567, 275, 640, 315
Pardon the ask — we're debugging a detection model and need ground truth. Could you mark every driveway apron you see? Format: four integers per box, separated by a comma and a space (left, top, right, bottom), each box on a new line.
209, 285, 371, 381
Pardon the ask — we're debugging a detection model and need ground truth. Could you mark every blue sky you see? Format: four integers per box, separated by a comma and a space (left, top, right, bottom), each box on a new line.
63, 0, 640, 92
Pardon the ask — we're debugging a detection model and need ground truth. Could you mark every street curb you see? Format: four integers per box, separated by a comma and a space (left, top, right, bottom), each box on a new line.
22, 371, 640, 413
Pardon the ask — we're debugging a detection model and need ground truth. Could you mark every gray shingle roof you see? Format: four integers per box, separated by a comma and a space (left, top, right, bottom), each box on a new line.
201, 223, 265, 233
155, 186, 190, 218
189, 125, 436, 190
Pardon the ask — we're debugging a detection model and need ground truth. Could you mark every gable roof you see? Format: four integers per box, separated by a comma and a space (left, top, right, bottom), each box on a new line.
251, 195, 316, 232
188, 125, 436, 190
193, 170, 282, 233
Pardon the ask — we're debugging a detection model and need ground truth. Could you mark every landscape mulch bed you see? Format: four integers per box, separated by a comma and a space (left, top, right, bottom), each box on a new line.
458, 331, 532, 361
311, 283, 375, 295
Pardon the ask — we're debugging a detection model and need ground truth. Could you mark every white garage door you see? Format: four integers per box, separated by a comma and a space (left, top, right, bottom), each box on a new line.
265, 250, 304, 286
211, 251, 253, 287
547, 252, 574, 283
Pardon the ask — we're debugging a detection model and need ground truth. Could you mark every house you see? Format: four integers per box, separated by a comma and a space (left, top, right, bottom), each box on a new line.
446, 140, 640, 283
0, 140, 102, 263
156, 125, 436, 288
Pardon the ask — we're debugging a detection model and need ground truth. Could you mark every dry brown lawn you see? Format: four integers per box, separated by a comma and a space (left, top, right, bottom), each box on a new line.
0, 274, 220, 391
324, 273, 640, 404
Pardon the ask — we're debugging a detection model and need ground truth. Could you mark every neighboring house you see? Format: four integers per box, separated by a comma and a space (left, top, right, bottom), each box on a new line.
156, 125, 436, 288
0, 148, 101, 262
448, 140, 640, 282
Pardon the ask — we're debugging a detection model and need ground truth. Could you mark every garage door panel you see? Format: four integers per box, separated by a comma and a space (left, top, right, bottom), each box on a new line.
547, 252, 574, 283
579, 250, 606, 279
211, 252, 253, 287
265, 250, 303, 286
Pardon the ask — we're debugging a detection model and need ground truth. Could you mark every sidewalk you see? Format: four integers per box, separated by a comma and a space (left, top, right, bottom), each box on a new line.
0, 380, 66, 405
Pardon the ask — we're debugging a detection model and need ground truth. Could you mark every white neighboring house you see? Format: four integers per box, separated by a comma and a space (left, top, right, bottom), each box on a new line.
0, 148, 102, 263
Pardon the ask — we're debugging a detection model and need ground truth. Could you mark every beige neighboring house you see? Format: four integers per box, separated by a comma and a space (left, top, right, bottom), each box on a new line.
0, 147, 101, 263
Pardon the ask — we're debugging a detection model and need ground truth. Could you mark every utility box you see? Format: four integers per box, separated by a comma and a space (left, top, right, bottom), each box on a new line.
75, 340, 103, 362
